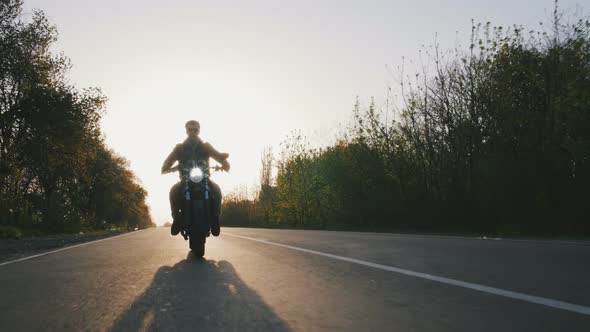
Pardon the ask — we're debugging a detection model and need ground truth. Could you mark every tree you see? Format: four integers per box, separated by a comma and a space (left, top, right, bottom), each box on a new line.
0, 0, 154, 234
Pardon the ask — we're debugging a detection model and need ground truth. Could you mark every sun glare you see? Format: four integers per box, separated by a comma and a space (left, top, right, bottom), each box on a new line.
100, 65, 297, 225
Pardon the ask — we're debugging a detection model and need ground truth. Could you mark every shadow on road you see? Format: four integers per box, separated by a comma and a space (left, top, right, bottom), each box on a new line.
111, 252, 291, 331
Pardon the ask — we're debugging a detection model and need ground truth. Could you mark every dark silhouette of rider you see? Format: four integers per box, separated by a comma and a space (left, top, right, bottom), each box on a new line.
161, 120, 230, 237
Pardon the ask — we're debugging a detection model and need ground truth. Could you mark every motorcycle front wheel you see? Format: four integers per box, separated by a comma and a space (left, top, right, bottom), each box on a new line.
189, 234, 206, 257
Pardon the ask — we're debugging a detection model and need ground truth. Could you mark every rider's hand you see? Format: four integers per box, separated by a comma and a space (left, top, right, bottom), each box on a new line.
161, 165, 178, 174
222, 161, 231, 172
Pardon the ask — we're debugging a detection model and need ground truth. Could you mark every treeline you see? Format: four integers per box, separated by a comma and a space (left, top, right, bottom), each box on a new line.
223, 8, 590, 236
0, 1, 153, 236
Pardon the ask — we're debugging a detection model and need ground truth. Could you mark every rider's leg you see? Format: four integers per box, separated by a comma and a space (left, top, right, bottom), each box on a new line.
169, 182, 182, 235
209, 180, 222, 236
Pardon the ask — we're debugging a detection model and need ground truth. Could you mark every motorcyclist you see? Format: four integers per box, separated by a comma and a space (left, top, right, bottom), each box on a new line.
161, 120, 230, 237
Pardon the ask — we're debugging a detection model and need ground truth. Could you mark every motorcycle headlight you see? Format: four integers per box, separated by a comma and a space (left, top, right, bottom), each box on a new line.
189, 167, 204, 183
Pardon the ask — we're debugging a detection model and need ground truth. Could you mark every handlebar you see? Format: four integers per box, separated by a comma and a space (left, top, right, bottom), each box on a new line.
165, 165, 225, 174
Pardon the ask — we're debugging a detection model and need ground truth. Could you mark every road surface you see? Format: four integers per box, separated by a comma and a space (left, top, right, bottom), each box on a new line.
1, 227, 589, 331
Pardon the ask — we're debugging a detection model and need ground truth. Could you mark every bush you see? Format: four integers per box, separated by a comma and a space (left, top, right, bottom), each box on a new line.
223, 6, 590, 236
0, 226, 23, 239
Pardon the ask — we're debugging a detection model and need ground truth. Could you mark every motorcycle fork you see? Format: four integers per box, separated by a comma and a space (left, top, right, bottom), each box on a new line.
182, 179, 211, 234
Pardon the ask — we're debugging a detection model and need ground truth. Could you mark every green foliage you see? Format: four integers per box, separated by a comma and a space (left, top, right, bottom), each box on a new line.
0, 0, 154, 234
223, 5, 590, 236
222, 192, 258, 227
0, 225, 22, 239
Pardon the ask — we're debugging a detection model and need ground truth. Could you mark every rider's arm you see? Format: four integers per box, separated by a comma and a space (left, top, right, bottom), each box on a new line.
161, 145, 180, 174
204, 143, 230, 171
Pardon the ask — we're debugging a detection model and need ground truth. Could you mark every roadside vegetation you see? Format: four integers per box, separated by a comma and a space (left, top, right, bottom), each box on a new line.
0, 1, 154, 237
223, 3, 590, 237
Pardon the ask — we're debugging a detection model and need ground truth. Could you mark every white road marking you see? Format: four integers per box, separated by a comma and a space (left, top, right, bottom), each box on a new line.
0, 229, 149, 267
224, 232, 590, 316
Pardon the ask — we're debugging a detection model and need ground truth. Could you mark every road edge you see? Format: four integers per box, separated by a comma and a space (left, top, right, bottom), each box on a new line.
0, 228, 151, 267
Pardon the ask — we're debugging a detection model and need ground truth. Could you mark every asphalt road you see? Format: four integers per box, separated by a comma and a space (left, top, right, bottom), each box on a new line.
0, 227, 589, 331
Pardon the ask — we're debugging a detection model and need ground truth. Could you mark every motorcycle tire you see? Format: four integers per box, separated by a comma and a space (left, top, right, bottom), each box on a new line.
189, 234, 206, 257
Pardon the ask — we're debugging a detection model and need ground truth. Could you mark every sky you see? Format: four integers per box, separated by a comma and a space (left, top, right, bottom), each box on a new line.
22, 0, 586, 225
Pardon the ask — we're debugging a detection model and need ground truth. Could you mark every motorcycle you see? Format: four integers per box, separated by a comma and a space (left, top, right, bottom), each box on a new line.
169, 159, 223, 257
